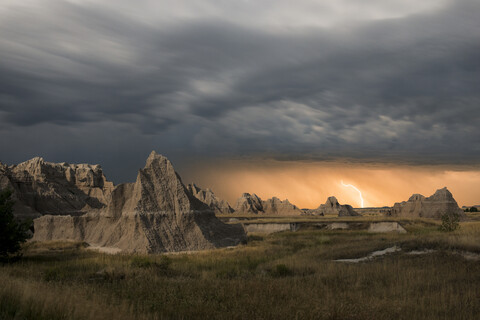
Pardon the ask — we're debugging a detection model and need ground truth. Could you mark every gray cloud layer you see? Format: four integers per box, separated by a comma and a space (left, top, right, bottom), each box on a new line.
0, 0, 479, 182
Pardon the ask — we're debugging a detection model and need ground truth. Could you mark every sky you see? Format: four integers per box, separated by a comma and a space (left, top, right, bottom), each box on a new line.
0, 0, 479, 207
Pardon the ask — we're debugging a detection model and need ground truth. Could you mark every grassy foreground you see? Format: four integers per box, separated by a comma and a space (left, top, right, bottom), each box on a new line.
1, 219, 480, 320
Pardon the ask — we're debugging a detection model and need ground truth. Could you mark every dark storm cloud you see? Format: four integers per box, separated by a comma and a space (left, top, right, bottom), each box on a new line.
0, 0, 479, 181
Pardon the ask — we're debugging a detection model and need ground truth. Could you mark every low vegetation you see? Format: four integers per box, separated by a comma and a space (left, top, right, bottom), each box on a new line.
1, 217, 479, 319
0, 189, 30, 260
439, 212, 460, 232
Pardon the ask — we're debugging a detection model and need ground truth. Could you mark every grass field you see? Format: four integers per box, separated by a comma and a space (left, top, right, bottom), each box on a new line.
1, 217, 479, 320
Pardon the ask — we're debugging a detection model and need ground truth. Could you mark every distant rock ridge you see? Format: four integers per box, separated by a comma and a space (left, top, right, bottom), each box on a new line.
233, 193, 303, 215
390, 187, 465, 219
307, 196, 360, 216
187, 183, 234, 214
262, 197, 304, 215
234, 193, 264, 214
0, 157, 114, 219
32, 151, 247, 253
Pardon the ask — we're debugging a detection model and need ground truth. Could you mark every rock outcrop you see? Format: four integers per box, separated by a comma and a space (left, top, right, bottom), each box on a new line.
32, 152, 246, 253
262, 197, 304, 215
308, 196, 360, 216
234, 193, 264, 214
233, 193, 303, 215
0, 157, 113, 219
187, 183, 234, 214
390, 187, 465, 219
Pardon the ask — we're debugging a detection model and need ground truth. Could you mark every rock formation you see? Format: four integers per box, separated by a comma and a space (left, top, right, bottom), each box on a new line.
262, 197, 304, 215
308, 196, 360, 216
390, 187, 465, 219
0, 157, 113, 219
32, 152, 246, 253
233, 193, 303, 215
234, 193, 264, 214
187, 183, 234, 214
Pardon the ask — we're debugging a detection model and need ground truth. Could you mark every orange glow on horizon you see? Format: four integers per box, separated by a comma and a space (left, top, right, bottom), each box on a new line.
180, 160, 480, 209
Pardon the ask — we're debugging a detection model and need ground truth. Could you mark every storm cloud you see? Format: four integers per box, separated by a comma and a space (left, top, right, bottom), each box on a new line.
0, 0, 479, 182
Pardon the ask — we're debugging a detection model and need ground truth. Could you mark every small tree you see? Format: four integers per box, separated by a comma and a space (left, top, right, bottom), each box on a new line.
0, 189, 30, 259
470, 207, 478, 212
439, 212, 460, 232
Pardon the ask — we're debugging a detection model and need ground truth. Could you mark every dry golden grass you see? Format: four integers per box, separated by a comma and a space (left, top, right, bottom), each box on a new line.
1, 219, 479, 319
218, 213, 447, 225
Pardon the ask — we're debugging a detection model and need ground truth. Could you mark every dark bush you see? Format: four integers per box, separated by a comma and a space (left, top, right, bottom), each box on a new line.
0, 189, 30, 260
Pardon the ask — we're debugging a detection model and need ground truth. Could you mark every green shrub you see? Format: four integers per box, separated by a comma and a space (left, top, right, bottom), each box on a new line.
439, 212, 460, 232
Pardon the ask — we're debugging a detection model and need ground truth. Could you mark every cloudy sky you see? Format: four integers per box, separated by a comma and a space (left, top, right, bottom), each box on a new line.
1, 0, 479, 206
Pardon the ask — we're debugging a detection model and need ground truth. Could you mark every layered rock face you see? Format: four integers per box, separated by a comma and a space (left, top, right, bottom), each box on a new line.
0, 157, 113, 219
187, 183, 234, 214
233, 193, 303, 215
308, 196, 360, 216
262, 197, 304, 215
33, 152, 246, 253
390, 187, 465, 219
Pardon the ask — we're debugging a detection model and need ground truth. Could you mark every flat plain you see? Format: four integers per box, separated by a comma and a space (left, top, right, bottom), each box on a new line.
1, 213, 479, 320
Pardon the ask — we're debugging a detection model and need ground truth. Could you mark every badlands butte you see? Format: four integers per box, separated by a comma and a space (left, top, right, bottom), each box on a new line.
0, 151, 467, 253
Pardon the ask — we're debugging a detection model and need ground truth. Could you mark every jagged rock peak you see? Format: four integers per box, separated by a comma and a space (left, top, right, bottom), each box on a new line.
241, 192, 257, 198
187, 183, 234, 214
233, 193, 303, 215
33, 151, 247, 253
234, 193, 264, 214
131, 152, 208, 215
145, 150, 166, 167
0, 156, 114, 218
188, 183, 202, 193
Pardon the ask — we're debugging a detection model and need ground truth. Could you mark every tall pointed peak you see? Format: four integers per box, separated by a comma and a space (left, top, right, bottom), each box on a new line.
145, 151, 169, 168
